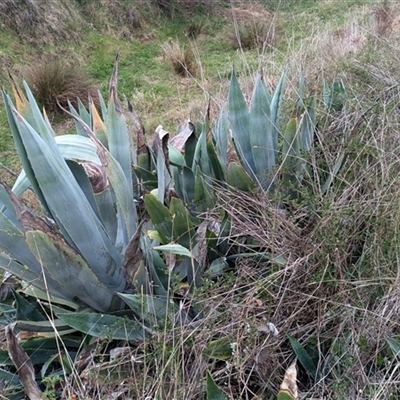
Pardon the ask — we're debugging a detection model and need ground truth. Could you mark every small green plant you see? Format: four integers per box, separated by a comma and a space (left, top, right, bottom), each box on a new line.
162, 39, 197, 76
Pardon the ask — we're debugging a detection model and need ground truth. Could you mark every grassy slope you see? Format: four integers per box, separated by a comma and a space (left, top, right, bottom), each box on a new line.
2, 0, 400, 399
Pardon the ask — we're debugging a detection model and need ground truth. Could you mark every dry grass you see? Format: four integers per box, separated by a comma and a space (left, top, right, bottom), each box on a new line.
0, 0, 82, 45
23, 56, 99, 114
371, 0, 394, 37
162, 39, 197, 77
229, 18, 282, 51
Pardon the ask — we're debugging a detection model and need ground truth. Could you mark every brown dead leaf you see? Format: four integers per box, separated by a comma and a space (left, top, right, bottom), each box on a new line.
6, 323, 43, 400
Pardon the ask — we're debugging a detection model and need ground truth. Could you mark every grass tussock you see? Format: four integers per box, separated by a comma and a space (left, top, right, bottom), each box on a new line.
162, 39, 197, 77
23, 57, 99, 114
229, 18, 282, 51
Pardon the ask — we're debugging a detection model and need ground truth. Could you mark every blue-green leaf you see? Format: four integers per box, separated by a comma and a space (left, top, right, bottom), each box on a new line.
228, 69, 256, 180
249, 74, 275, 189
57, 313, 146, 340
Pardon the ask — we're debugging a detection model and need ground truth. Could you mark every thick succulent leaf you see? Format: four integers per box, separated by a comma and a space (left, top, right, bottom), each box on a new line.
170, 120, 196, 152
10, 77, 60, 157
183, 255, 202, 289
107, 96, 133, 193
169, 120, 197, 167
68, 100, 89, 137
172, 165, 195, 206
169, 197, 198, 248
168, 145, 186, 166
299, 98, 316, 153
197, 124, 212, 183
322, 80, 331, 109
2, 92, 49, 213
213, 105, 229, 168
194, 165, 214, 213
0, 346, 57, 367
0, 366, 20, 386
8, 107, 125, 291
154, 125, 171, 204
287, 334, 318, 380
25, 227, 120, 312
118, 293, 171, 326
0, 253, 68, 302
270, 70, 287, 157
91, 100, 108, 146
0, 207, 76, 301
206, 257, 230, 277
67, 161, 102, 219
386, 338, 400, 358
62, 107, 138, 249
15, 319, 75, 335
227, 162, 255, 191
13, 135, 101, 196
107, 55, 135, 191
153, 244, 193, 258
21, 285, 79, 310
99, 147, 138, 246
149, 250, 170, 293
204, 337, 233, 360
12, 290, 45, 322
77, 98, 92, 126
249, 75, 275, 189
207, 137, 226, 182
282, 113, 300, 187
0, 185, 18, 223
57, 312, 146, 340
228, 69, 256, 180
144, 193, 172, 243
56, 135, 101, 163
207, 371, 227, 400
98, 90, 108, 121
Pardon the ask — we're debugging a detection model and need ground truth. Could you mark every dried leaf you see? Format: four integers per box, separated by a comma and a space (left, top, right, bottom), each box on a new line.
81, 162, 109, 193
122, 221, 145, 284
170, 119, 195, 152
128, 100, 147, 154
278, 361, 298, 400
6, 324, 43, 400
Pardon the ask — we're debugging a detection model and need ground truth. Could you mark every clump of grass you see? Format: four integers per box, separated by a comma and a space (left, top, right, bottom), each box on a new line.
185, 18, 208, 39
162, 39, 197, 77
23, 57, 99, 114
371, 0, 393, 37
229, 18, 282, 51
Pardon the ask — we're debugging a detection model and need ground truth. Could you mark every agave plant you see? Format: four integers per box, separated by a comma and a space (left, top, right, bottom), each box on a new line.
0, 52, 350, 397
